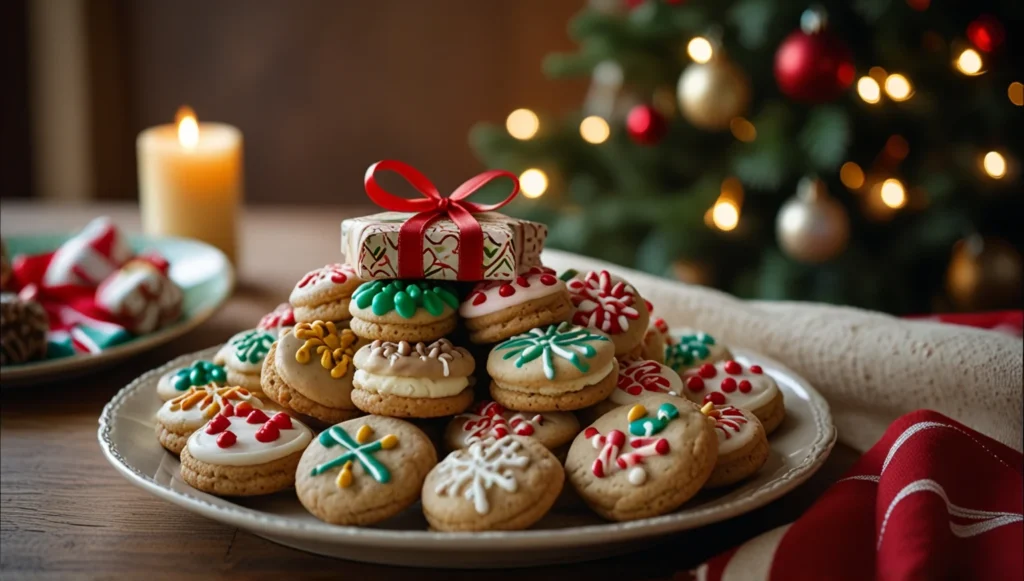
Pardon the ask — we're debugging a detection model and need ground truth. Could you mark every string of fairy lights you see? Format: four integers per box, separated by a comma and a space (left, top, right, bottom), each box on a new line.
501, 18, 1020, 226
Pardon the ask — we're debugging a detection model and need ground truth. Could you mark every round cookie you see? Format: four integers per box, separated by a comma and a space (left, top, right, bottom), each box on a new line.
664, 329, 732, 375
156, 359, 227, 401
289, 264, 362, 324
566, 270, 650, 357
565, 395, 717, 521
680, 360, 785, 435
459, 267, 574, 344
258, 302, 296, 337
350, 339, 475, 418
261, 321, 364, 424
0, 292, 49, 365
180, 408, 312, 496
641, 316, 670, 363
296, 415, 437, 526
487, 322, 617, 412
585, 358, 685, 421
701, 403, 769, 488
155, 385, 265, 455
444, 400, 580, 457
349, 280, 459, 342
422, 435, 564, 531
214, 328, 277, 395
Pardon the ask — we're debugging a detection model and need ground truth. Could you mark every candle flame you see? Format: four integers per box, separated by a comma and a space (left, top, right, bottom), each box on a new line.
176, 106, 199, 149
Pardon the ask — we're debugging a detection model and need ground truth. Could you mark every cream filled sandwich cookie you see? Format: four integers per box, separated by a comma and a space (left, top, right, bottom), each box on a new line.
681, 360, 785, 435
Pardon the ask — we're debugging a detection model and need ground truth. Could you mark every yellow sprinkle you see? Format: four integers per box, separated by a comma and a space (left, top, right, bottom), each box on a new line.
627, 405, 647, 423
204, 402, 221, 418
380, 434, 399, 449
356, 424, 374, 444
337, 460, 353, 488
700, 402, 715, 416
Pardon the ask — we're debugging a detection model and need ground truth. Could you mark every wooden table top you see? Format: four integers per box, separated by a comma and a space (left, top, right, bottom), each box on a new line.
0, 202, 858, 580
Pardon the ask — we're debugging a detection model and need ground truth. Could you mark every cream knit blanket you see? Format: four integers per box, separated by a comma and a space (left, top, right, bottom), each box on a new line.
543, 249, 1024, 452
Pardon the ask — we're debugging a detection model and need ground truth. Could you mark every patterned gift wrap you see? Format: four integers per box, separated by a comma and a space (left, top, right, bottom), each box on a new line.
340, 211, 547, 281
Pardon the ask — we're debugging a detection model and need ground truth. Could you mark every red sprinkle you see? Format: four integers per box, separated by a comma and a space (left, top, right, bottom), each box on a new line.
471, 292, 486, 306
654, 438, 670, 454
235, 401, 254, 417
216, 431, 236, 448
686, 376, 705, 392
221, 403, 234, 418
206, 414, 230, 435
246, 409, 269, 424
721, 377, 738, 393
255, 422, 280, 443
698, 364, 717, 378
738, 380, 752, 393
704, 392, 726, 405
516, 275, 529, 287
724, 361, 742, 375
539, 274, 557, 286
269, 412, 293, 429
749, 365, 763, 374
498, 284, 516, 297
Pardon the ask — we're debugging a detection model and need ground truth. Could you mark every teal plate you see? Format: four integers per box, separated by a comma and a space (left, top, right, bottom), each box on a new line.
1, 234, 233, 386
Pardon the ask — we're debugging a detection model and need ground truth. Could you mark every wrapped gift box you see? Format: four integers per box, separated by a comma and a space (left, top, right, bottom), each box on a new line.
341, 211, 547, 281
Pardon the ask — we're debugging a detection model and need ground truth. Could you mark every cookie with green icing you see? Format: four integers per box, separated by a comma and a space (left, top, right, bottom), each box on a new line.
486, 322, 618, 412
664, 328, 732, 374
156, 359, 228, 401
348, 280, 460, 343
213, 328, 277, 395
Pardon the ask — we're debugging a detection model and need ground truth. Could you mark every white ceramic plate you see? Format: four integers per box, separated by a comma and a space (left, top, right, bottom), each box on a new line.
1, 235, 233, 386
98, 346, 835, 568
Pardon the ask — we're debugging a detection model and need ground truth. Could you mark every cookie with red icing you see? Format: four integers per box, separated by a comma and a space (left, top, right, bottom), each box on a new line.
289, 263, 363, 324
700, 403, 769, 488
583, 358, 688, 421
459, 266, 573, 344
566, 270, 650, 357
680, 360, 785, 435
257, 302, 296, 337
155, 385, 266, 455
180, 408, 312, 496
443, 400, 580, 458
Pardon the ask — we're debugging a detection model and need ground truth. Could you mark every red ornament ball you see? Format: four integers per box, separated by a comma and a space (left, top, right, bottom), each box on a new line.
626, 104, 667, 145
774, 29, 854, 103
967, 15, 1005, 53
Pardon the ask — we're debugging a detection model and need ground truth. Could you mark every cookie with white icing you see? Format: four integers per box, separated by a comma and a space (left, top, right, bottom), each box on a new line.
296, 415, 437, 526
422, 435, 563, 531
260, 321, 364, 424
460, 266, 574, 344
566, 270, 650, 358
257, 302, 296, 337
664, 329, 732, 375
700, 403, 769, 488
680, 360, 785, 435
583, 358, 687, 421
443, 400, 580, 458
487, 322, 618, 412
349, 280, 459, 343
156, 359, 227, 401
155, 385, 265, 455
564, 394, 717, 521
350, 338, 475, 418
180, 408, 312, 496
213, 328, 277, 396
288, 263, 363, 324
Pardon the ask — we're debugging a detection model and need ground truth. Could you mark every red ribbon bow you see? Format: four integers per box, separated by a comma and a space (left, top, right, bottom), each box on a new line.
363, 160, 520, 281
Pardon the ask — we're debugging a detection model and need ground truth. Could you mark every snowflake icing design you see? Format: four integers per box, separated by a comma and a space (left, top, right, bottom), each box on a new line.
665, 331, 717, 368
495, 322, 609, 380
567, 270, 640, 334
434, 437, 530, 514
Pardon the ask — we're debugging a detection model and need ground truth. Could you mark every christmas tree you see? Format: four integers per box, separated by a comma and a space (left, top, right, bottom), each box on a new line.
470, 0, 1023, 314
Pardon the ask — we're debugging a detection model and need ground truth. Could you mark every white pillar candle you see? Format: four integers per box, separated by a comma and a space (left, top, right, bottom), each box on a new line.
137, 107, 243, 262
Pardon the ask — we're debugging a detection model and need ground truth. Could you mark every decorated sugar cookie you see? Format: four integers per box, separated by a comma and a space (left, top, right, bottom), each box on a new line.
459, 266, 574, 344
422, 435, 563, 531
641, 311, 670, 363
155, 385, 265, 455
664, 329, 732, 375
565, 395, 717, 521
156, 359, 227, 401
261, 320, 364, 424
584, 358, 687, 422
257, 302, 296, 336
700, 403, 769, 488
350, 338, 475, 418
566, 270, 651, 357
296, 415, 436, 526
214, 328, 277, 395
95, 258, 183, 335
289, 263, 362, 324
486, 322, 617, 412
180, 408, 312, 496
0, 292, 49, 365
681, 360, 785, 434
348, 280, 459, 342
444, 400, 580, 457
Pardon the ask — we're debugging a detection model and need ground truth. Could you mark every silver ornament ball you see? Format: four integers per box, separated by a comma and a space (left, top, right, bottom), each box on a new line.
776, 178, 850, 263
677, 56, 751, 131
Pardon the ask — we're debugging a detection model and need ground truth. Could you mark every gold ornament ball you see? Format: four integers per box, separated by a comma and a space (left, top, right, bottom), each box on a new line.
776, 178, 850, 263
946, 236, 1023, 311
677, 57, 751, 130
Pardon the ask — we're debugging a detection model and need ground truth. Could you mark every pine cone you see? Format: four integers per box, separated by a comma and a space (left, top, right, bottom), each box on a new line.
0, 293, 49, 365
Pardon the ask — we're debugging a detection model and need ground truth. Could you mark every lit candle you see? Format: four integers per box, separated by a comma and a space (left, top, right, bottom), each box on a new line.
137, 107, 243, 262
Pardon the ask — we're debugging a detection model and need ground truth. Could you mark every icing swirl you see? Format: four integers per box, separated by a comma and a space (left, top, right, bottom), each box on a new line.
294, 321, 358, 378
